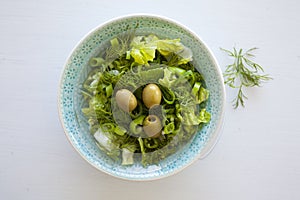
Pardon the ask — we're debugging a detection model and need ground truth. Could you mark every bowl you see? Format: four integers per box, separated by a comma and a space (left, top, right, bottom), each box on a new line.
58, 14, 225, 181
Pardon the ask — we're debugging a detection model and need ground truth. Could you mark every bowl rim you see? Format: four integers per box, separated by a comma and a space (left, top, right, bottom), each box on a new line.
58, 13, 226, 181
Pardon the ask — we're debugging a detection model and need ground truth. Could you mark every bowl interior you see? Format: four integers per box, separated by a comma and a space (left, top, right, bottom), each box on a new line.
59, 15, 225, 180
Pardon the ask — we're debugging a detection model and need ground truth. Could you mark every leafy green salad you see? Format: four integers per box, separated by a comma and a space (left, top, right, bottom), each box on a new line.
80, 32, 211, 166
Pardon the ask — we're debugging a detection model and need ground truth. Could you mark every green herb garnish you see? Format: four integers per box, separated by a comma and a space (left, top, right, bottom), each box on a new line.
221, 47, 272, 108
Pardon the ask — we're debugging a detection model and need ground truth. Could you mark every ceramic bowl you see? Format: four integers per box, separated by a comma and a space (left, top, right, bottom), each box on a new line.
58, 14, 225, 181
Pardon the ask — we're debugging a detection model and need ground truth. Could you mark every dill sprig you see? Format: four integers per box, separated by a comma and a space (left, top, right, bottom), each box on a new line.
221, 47, 272, 109
105, 24, 138, 62
105, 32, 133, 62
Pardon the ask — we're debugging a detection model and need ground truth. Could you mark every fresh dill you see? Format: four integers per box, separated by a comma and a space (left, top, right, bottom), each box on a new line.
105, 24, 138, 62
221, 47, 272, 108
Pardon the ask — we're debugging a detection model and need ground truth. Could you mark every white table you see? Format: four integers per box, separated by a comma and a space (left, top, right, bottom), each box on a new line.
1, 1, 300, 199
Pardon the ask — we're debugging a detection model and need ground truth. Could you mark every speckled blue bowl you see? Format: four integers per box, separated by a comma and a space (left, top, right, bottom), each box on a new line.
58, 14, 225, 181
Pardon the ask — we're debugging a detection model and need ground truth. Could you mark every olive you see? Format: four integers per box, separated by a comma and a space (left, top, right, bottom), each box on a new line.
143, 115, 162, 138
142, 84, 162, 108
115, 89, 137, 113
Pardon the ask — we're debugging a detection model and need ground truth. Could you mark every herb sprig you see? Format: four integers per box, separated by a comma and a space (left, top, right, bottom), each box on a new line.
221, 47, 272, 108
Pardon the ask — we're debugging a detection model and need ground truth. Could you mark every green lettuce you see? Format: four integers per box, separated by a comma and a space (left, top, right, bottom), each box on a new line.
156, 38, 183, 56
130, 36, 156, 65
129, 35, 192, 65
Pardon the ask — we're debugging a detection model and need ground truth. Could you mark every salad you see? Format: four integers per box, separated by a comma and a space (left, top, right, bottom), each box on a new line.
80, 32, 211, 166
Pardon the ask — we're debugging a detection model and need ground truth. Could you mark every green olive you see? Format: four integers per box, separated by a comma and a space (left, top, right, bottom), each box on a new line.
143, 115, 162, 138
142, 84, 162, 108
115, 89, 137, 113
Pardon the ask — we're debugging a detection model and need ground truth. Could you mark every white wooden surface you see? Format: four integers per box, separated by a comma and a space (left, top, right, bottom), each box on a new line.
1, 0, 300, 199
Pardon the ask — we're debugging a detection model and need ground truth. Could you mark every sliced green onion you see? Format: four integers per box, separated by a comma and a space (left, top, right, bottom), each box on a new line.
105, 84, 113, 97
110, 38, 119, 47
114, 126, 127, 136
175, 103, 183, 121
184, 70, 195, 85
175, 103, 181, 113
161, 87, 176, 104
126, 50, 131, 60
176, 112, 183, 122
169, 67, 186, 75
113, 60, 119, 65
192, 82, 201, 98
129, 115, 145, 135
138, 137, 145, 154
108, 63, 115, 70
163, 107, 175, 114
144, 138, 159, 148
166, 114, 175, 122
89, 57, 105, 67
100, 123, 115, 132
129, 123, 142, 135
130, 100, 143, 119
164, 122, 175, 134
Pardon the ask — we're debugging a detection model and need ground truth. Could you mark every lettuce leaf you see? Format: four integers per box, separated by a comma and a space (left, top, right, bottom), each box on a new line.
156, 38, 183, 56
178, 108, 211, 125
198, 108, 211, 123
177, 46, 193, 64
158, 68, 177, 88
94, 129, 120, 161
130, 36, 156, 65
198, 87, 210, 104
129, 35, 192, 65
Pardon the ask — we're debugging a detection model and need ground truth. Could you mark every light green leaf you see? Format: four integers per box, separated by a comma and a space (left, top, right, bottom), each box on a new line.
156, 38, 183, 56
121, 148, 134, 165
177, 46, 193, 64
198, 87, 210, 104
158, 68, 177, 88
130, 36, 157, 65
198, 108, 211, 123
